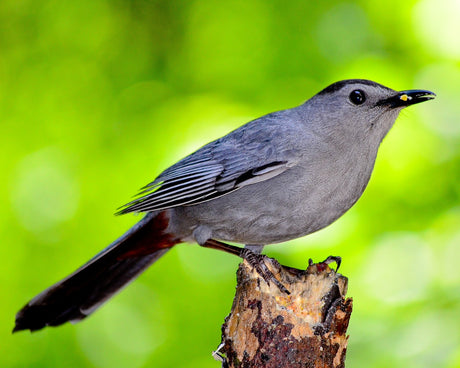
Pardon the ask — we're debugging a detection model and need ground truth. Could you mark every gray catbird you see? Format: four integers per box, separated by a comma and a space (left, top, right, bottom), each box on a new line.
14, 79, 435, 332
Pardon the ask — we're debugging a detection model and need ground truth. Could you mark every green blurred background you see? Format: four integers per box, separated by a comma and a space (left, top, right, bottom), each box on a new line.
2, 0, 460, 367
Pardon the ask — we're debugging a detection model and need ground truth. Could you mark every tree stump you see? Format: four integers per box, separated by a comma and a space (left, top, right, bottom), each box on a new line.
217, 257, 352, 368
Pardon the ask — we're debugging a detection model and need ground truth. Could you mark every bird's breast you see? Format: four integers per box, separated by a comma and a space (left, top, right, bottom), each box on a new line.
171, 144, 378, 245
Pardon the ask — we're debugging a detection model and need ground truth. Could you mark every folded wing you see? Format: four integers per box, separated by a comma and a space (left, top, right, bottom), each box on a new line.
118, 111, 300, 214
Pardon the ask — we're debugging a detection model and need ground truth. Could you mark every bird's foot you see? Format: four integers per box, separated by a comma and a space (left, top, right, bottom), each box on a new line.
199, 239, 289, 294
240, 248, 290, 294
309, 255, 342, 272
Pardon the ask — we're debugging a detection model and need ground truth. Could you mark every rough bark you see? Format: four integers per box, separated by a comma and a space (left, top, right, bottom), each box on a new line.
217, 257, 352, 368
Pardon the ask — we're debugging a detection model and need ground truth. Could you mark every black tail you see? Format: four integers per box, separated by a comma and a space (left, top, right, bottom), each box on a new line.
14, 212, 177, 333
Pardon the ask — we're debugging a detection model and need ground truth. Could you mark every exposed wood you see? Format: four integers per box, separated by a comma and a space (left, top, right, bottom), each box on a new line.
217, 257, 352, 368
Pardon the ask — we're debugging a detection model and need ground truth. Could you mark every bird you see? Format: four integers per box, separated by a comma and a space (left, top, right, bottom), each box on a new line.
13, 79, 435, 333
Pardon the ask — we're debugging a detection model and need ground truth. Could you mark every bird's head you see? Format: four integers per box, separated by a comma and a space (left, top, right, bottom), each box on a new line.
304, 79, 435, 144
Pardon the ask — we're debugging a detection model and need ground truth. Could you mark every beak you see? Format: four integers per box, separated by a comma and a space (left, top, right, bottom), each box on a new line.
378, 89, 436, 108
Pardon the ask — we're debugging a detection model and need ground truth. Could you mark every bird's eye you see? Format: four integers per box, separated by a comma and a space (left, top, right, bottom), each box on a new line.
349, 89, 366, 105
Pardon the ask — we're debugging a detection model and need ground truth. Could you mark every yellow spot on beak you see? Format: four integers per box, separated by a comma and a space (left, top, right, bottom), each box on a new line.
400, 94, 408, 102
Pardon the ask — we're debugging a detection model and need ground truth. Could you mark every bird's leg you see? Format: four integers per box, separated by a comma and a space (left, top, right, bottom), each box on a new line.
201, 239, 290, 294
244, 244, 265, 254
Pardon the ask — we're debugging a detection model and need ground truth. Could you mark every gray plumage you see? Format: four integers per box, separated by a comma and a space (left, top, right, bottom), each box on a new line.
14, 79, 435, 332
120, 80, 433, 245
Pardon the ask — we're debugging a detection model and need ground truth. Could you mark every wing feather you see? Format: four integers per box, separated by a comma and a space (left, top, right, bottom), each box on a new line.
118, 109, 302, 214
117, 161, 223, 214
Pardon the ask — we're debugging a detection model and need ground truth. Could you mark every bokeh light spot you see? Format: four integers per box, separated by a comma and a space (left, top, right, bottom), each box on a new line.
413, 0, 460, 59
184, 0, 271, 87
394, 312, 459, 367
77, 298, 165, 368
414, 63, 460, 138
361, 233, 433, 304
315, 3, 380, 63
10, 147, 79, 233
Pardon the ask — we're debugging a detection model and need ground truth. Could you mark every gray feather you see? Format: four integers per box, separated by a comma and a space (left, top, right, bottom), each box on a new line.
118, 110, 302, 214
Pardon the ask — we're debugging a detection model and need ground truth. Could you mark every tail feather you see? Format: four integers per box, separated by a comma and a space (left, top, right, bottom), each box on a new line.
14, 212, 177, 333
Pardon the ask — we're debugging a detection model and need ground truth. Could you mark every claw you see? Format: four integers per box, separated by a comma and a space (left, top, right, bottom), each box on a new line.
321, 256, 341, 272
312, 256, 341, 272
